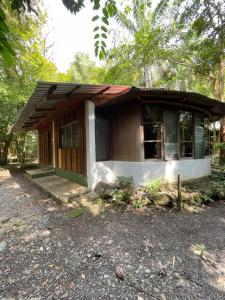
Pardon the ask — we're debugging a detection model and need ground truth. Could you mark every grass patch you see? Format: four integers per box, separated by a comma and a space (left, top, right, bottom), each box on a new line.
65, 207, 85, 218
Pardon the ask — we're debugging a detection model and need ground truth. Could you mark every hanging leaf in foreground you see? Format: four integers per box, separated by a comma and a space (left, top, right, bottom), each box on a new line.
3, 0, 117, 62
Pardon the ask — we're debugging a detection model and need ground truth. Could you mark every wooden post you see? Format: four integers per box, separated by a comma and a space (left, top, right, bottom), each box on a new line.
177, 174, 182, 210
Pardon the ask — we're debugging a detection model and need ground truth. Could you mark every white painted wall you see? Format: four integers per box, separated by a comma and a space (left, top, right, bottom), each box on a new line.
84, 101, 211, 188
94, 158, 211, 187
85, 100, 97, 189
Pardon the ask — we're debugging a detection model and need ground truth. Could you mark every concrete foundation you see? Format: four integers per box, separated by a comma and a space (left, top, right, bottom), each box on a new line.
92, 158, 211, 187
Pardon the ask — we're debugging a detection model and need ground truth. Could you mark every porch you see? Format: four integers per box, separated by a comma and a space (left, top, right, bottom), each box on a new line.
25, 168, 99, 211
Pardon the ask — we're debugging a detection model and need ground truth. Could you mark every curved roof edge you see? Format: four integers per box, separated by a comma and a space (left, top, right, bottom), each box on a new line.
10, 81, 225, 133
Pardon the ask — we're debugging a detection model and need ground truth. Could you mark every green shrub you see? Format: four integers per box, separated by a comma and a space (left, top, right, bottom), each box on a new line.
145, 178, 161, 194
209, 167, 225, 200
211, 182, 225, 199
116, 176, 133, 189
192, 192, 214, 205
211, 169, 225, 182
133, 199, 143, 209
112, 189, 132, 207
145, 178, 162, 198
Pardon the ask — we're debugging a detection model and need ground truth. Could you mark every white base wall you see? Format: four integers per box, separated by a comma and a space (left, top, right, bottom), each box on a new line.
93, 158, 211, 187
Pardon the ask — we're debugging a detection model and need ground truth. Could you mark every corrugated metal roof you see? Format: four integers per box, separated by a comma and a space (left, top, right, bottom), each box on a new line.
10, 81, 130, 132
98, 86, 225, 122
10, 82, 225, 133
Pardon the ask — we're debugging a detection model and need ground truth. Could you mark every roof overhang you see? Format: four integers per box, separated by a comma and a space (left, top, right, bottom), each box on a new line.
97, 87, 225, 122
10, 81, 130, 133
10, 82, 225, 133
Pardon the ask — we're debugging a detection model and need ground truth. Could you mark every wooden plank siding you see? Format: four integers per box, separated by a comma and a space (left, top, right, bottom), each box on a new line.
38, 123, 52, 166
37, 102, 86, 176
108, 101, 142, 161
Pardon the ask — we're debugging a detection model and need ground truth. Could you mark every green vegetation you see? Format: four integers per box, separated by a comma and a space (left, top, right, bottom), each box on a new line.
0, 0, 225, 165
145, 178, 161, 197
111, 176, 133, 207
1, 0, 117, 62
65, 207, 85, 218
97, 168, 225, 211
210, 167, 225, 199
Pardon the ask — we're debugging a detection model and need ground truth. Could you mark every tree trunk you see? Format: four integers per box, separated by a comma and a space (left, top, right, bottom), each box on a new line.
143, 65, 152, 88
218, 56, 225, 161
2, 134, 13, 165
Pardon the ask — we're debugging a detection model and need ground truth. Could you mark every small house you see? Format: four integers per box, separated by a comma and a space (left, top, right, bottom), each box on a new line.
11, 81, 225, 188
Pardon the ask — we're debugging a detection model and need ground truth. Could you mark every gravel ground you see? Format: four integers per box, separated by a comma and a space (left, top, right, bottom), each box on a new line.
1, 170, 225, 300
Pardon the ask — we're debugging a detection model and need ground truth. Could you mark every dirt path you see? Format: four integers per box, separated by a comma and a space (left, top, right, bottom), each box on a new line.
0, 170, 225, 300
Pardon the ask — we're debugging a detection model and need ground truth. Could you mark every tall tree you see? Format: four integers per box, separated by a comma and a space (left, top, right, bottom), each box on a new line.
67, 52, 107, 83
0, 0, 117, 63
172, 0, 225, 156
0, 4, 65, 165
114, 0, 170, 87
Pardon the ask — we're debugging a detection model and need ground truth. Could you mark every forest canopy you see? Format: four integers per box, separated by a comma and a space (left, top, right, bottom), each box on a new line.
0, 0, 225, 165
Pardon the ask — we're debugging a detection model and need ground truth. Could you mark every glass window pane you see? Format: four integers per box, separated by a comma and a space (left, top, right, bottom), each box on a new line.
143, 105, 161, 123
60, 128, 66, 148
72, 123, 79, 148
66, 127, 71, 148
180, 111, 192, 141
144, 142, 161, 159
144, 123, 161, 140
180, 142, 193, 157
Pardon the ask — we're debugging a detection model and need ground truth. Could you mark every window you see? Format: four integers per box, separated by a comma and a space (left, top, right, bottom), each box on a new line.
180, 111, 193, 157
59, 121, 79, 149
143, 105, 161, 159
204, 118, 213, 156
164, 110, 179, 160
95, 112, 109, 161
142, 106, 209, 161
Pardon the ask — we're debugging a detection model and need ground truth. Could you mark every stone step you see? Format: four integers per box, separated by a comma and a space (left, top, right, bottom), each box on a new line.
32, 175, 91, 204
25, 168, 55, 179
68, 192, 102, 216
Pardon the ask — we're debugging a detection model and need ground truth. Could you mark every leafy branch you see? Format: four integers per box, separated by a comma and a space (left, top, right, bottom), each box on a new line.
0, 0, 117, 64
92, 0, 117, 59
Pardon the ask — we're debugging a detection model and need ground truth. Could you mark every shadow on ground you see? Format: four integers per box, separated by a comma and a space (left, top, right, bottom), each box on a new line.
0, 170, 225, 300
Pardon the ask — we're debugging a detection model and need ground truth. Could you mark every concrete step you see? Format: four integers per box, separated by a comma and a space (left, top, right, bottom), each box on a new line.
25, 168, 55, 179
68, 192, 103, 216
32, 175, 91, 204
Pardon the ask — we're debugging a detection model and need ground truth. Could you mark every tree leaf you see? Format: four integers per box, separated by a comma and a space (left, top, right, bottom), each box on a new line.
94, 33, 99, 39
101, 26, 107, 33
93, 26, 99, 32
101, 33, 107, 39
92, 15, 99, 22
101, 46, 106, 54
93, 0, 100, 10
107, 2, 117, 17
101, 40, 106, 47
102, 17, 109, 25
102, 7, 109, 18
99, 50, 104, 60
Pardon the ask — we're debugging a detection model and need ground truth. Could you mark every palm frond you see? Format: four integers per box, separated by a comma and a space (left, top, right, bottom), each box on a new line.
114, 12, 136, 34
152, 0, 170, 25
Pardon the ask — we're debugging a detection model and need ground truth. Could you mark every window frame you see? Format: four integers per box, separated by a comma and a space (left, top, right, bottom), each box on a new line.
141, 104, 209, 161
179, 110, 194, 158
204, 118, 213, 157
59, 121, 79, 149
142, 105, 163, 160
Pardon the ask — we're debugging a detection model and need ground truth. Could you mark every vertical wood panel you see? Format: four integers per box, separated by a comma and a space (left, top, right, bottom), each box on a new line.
44, 102, 87, 175
109, 101, 142, 161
